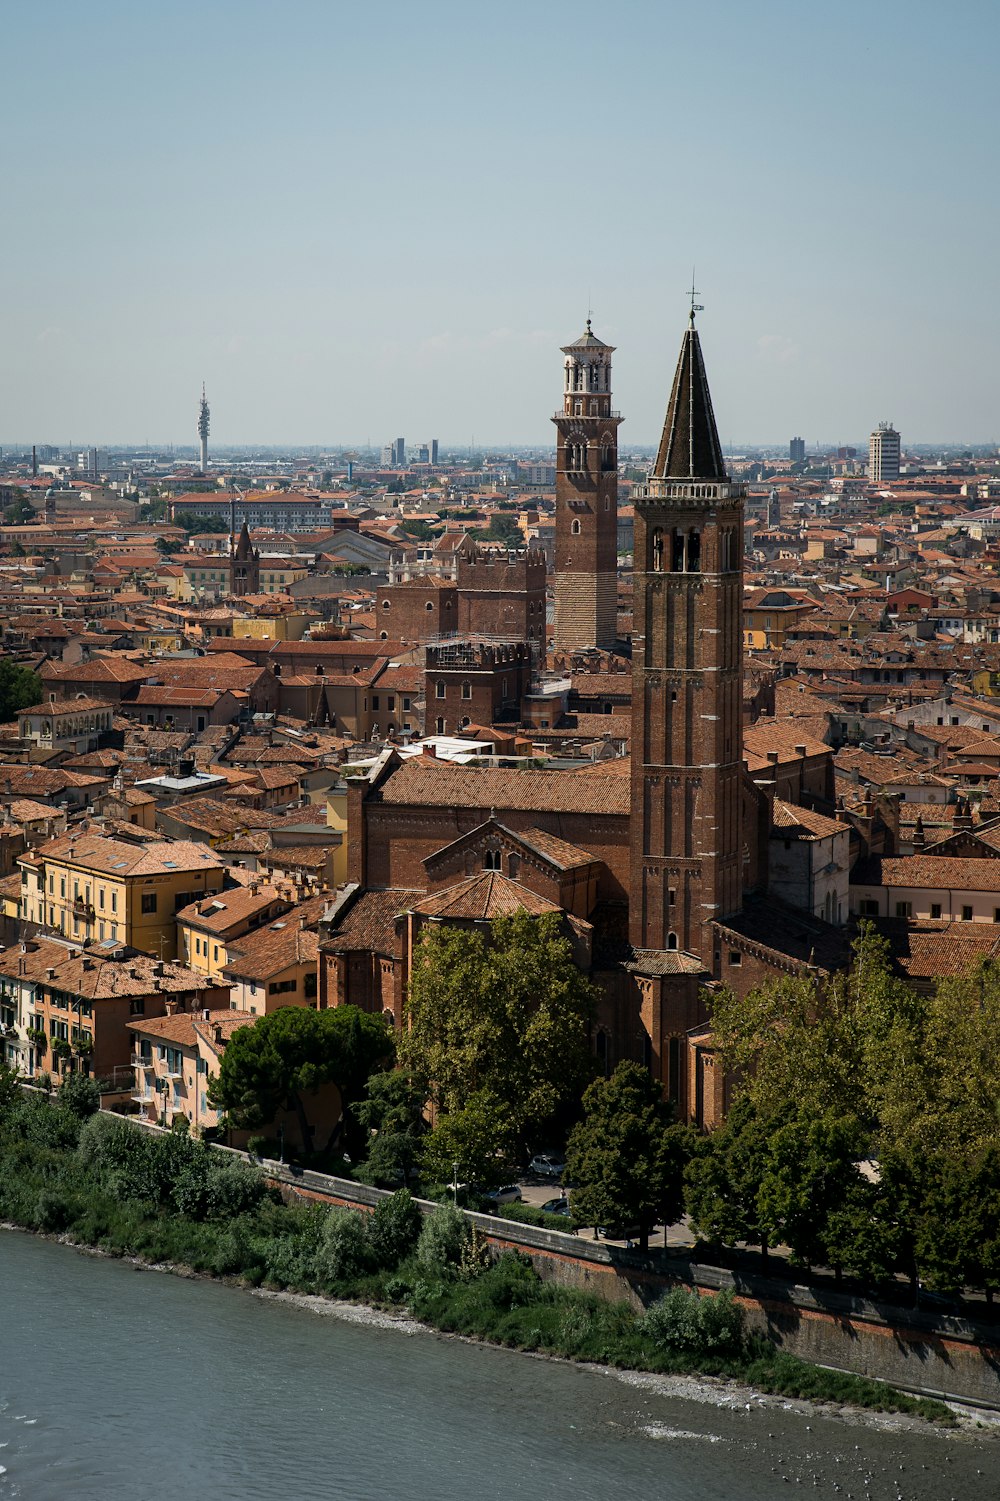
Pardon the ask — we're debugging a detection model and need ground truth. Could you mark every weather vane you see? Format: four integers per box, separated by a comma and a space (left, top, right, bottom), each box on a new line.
689, 268, 704, 323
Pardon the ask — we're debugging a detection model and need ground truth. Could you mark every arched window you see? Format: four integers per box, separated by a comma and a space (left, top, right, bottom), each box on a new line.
601, 443, 615, 471
381, 598, 391, 611
435, 716, 445, 734
571, 519, 581, 536
651, 529, 664, 572
380, 631, 388, 640
435, 680, 445, 699
507, 853, 520, 878
461, 680, 471, 699
483, 849, 501, 870
671, 531, 685, 571
425, 600, 434, 612
460, 715, 470, 728
667, 931, 678, 950
688, 530, 701, 572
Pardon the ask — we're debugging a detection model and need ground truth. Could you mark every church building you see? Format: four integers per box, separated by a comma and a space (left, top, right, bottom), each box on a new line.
320, 311, 847, 1127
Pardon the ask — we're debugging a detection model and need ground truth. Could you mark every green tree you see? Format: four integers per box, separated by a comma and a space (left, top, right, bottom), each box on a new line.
565, 1062, 695, 1251
484, 512, 521, 545
685, 1095, 779, 1266
208, 1005, 393, 1157
354, 1069, 427, 1188
400, 912, 597, 1161
0, 659, 42, 723
420, 1087, 518, 1189
3, 490, 34, 525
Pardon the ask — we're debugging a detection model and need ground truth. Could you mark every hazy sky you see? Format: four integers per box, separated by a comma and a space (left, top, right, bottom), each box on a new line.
3, 0, 998, 448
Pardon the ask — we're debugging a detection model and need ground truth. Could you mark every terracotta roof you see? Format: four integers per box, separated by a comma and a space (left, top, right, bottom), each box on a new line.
16, 696, 114, 716
0, 937, 221, 1000
176, 884, 288, 934
321, 887, 420, 955
223, 912, 321, 980
874, 918, 1000, 984
516, 827, 598, 869
406, 872, 562, 921
375, 760, 629, 815
771, 800, 849, 839
855, 855, 1000, 892
25, 831, 224, 878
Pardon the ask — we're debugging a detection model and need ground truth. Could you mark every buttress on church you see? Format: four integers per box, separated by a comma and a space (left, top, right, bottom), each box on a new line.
319, 313, 850, 1128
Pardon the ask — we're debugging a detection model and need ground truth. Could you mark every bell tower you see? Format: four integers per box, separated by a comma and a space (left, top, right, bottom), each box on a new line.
552, 320, 621, 652
630, 309, 744, 969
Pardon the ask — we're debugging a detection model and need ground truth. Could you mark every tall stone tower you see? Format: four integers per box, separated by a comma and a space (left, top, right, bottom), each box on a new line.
198, 384, 210, 473
552, 321, 621, 652
630, 309, 744, 969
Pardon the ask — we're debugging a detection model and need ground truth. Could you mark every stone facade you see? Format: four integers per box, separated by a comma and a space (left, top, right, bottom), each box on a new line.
424, 641, 531, 736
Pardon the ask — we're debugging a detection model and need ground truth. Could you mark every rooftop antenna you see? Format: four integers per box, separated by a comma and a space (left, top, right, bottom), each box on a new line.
198, 383, 210, 473
689, 268, 704, 325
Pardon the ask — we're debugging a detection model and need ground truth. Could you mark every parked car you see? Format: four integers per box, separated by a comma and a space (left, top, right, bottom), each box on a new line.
529, 1152, 566, 1180
482, 1184, 522, 1209
596, 1222, 642, 1242
541, 1197, 571, 1217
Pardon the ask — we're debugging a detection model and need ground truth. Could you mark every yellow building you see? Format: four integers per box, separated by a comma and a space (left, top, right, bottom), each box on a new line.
231, 608, 315, 643
743, 587, 818, 651
18, 833, 226, 959
325, 780, 352, 886
176, 883, 292, 981
258, 562, 310, 593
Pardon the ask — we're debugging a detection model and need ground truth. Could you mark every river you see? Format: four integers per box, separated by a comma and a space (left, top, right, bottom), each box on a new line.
0, 1229, 992, 1500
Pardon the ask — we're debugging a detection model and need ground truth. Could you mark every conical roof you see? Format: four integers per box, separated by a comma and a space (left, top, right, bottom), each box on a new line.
652, 315, 727, 481
562, 318, 613, 352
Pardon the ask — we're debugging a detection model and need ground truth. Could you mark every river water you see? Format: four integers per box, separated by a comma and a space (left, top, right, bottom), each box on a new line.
0, 1229, 993, 1500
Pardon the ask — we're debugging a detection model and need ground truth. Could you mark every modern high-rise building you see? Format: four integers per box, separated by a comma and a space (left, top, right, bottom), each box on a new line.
552, 320, 621, 652
198, 385, 210, 473
869, 422, 900, 483
789, 435, 805, 463
430, 438, 439, 464
393, 437, 406, 467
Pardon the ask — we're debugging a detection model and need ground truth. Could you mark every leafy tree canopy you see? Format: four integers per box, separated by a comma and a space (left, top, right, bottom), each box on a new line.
3, 489, 34, 525
208, 1005, 393, 1157
566, 1061, 695, 1251
400, 912, 597, 1169
484, 512, 521, 545
0, 659, 42, 723
695, 924, 1000, 1295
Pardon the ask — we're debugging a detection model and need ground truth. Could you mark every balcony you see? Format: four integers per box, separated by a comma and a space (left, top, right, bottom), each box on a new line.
72, 899, 95, 921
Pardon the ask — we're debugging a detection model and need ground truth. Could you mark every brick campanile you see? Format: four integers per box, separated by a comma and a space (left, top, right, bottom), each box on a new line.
552, 321, 622, 652
630, 310, 744, 969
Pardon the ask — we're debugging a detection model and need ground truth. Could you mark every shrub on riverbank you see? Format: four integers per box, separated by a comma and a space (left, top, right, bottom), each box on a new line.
0, 1084, 954, 1425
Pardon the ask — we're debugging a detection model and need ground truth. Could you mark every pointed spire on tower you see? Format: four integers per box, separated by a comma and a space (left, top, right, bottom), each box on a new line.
652, 310, 727, 482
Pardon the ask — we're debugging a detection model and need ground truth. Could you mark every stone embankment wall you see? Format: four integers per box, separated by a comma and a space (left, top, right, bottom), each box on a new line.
259, 1156, 1000, 1411
73, 1102, 1000, 1411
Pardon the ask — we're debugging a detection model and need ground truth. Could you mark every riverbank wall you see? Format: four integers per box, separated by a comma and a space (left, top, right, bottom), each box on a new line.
32, 1092, 998, 1412
256, 1154, 1000, 1410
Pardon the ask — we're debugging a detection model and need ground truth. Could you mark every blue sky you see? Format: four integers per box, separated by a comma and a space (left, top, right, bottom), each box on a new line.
3, 0, 998, 446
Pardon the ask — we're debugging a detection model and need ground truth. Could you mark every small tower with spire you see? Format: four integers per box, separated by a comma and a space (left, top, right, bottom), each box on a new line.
552, 319, 622, 652
198, 384, 210, 474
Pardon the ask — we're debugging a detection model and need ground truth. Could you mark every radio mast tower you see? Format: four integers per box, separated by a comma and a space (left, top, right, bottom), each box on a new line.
198, 384, 210, 473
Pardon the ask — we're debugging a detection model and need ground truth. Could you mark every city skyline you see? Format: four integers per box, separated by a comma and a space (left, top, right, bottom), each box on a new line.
3, 1, 999, 444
